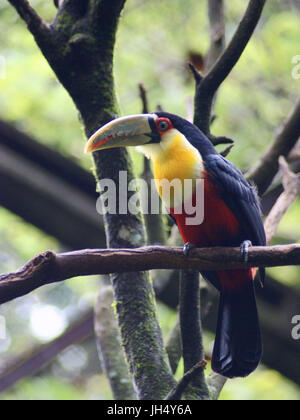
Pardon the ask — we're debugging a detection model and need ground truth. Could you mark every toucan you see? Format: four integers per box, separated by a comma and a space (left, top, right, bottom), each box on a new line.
85, 112, 266, 379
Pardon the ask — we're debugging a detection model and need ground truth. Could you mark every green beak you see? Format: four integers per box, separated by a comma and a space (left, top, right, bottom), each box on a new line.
85, 114, 158, 154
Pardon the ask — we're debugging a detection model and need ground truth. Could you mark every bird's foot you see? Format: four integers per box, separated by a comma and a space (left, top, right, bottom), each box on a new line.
240, 240, 252, 263
183, 242, 196, 257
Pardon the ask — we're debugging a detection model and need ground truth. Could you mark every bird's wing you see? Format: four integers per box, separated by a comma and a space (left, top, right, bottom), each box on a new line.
205, 154, 266, 284
205, 154, 266, 246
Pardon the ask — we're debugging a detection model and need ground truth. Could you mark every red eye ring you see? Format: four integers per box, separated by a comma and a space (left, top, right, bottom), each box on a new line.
158, 121, 169, 130
156, 118, 171, 132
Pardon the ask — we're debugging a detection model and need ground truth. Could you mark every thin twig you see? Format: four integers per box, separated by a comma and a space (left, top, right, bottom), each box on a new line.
264, 157, 300, 244
138, 83, 150, 114
7, 0, 50, 39
165, 360, 207, 400
138, 84, 167, 245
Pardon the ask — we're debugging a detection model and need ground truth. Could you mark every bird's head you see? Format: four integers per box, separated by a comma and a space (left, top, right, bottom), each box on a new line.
85, 112, 217, 209
85, 112, 215, 160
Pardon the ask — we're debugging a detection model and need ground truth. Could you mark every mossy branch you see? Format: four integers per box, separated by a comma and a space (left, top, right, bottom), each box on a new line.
7, 0, 51, 43
94, 286, 137, 400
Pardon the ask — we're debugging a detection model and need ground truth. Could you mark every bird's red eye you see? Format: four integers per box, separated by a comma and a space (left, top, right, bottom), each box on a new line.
157, 120, 170, 131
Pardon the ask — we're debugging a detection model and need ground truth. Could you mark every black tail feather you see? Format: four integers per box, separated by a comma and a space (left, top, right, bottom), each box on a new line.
211, 281, 262, 378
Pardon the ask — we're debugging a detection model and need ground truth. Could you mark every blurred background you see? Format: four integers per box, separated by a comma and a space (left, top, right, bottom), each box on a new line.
0, 0, 299, 400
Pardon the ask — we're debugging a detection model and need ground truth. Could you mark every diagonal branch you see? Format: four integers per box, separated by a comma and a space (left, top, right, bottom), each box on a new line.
247, 100, 300, 195
193, 0, 267, 135
1, 244, 300, 305
7, 0, 51, 40
264, 157, 300, 244
165, 360, 207, 400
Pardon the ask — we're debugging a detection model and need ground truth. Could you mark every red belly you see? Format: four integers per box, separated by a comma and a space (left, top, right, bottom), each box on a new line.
169, 173, 252, 292
169, 173, 240, 247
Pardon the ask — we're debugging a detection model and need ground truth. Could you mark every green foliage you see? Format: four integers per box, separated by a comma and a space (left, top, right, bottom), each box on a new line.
1, 375, 112, 400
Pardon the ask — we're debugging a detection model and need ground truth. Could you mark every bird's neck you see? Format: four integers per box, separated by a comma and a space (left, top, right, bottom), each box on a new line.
143, 130, 204, 208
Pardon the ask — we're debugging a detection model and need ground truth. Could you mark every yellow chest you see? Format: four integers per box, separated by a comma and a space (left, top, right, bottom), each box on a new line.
152, 132, 203, 208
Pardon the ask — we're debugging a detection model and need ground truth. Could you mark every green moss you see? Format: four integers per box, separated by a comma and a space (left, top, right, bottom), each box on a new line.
54, 11, 74, 33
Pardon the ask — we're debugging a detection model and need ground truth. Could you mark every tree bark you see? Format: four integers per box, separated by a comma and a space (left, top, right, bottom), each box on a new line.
7, 0, 175, 399
2, 244, 300, 305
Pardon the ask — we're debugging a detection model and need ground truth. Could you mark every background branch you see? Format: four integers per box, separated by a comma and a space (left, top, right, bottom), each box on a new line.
205, 0, 226, 73
247, 100, 300, 195
165, 315, 181, 374
138, 83, 167, 245
7, 0, 50, 40
94, 286, 136, 400
193, 0, 266, 135
264, 157, 300, 244
165, 360, 207, 400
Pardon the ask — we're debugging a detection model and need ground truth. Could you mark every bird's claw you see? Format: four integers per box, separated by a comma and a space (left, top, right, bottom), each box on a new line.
240, 240, 252, 263
183, 242, 196, 257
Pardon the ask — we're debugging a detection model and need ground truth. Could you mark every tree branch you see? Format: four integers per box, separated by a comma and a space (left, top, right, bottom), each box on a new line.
179, 270, 209, 399
138, 83, 167, 245
165, 315, 182, 374
94, 286, 137, 400
264, 157, 300, 244
138, 83, 150, 114
1, 244, 300, 305
0, 309, 94, 393
7, 0, 50, 41
165, 360, 207, 400
247, 100, 300, 195
193, 0, 267, 135
207, 372, 227, 400
205, 0, 226, 73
